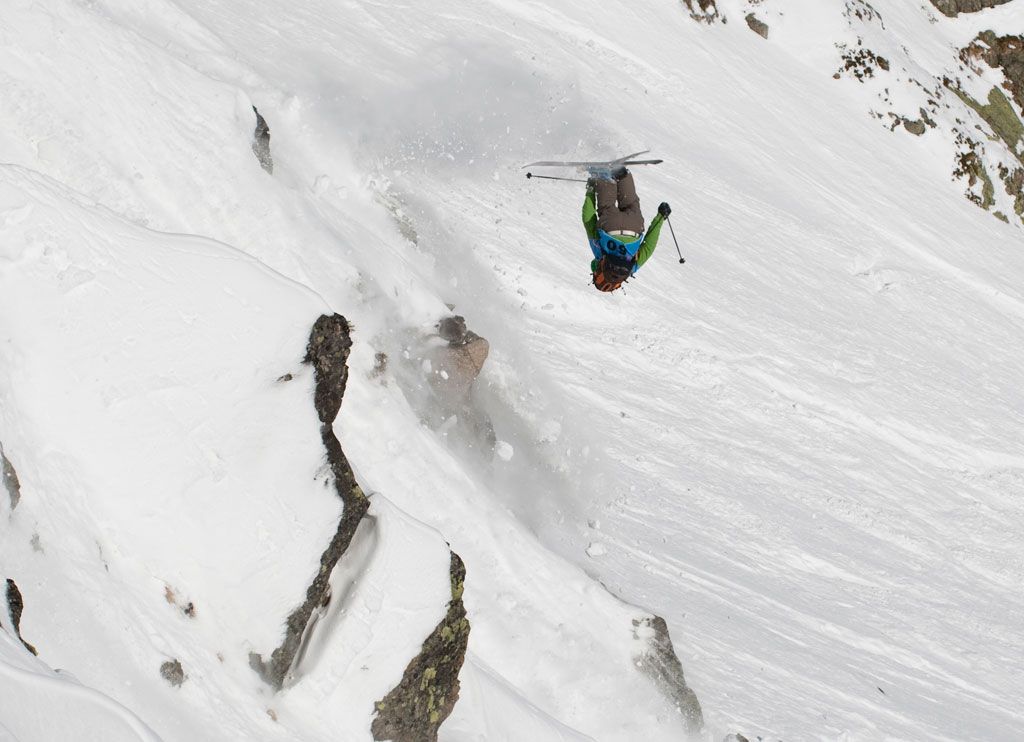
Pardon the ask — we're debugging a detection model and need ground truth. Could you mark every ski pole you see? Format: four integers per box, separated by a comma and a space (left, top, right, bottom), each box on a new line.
666, 215, 685, 264
525, 172, 589, 183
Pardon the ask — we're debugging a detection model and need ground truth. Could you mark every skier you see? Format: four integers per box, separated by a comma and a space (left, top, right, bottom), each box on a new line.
583, 168, 671, 292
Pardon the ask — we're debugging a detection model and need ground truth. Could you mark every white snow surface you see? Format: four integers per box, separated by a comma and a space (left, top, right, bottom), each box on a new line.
1, 0, 1023, 740
0, 624, 161, 742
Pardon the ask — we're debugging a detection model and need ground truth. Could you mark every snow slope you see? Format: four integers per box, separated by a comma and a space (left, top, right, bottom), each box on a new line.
3, 0, 1024, 740
0, 621, 160, 742
0, 161, 458, 741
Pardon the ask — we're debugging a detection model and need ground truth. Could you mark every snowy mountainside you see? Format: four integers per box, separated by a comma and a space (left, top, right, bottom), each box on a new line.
0, 163, 461, 741
715, 0, 1024, 224
0, 640, 157, 742
1, 1, 700, 741
2, 0, 1024, 741
0, 594, 159, 742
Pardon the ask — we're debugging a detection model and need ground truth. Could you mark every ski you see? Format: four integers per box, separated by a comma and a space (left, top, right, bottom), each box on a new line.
522, 150, 663, 170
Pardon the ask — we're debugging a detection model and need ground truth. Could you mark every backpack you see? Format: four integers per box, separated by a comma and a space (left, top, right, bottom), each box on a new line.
592, 254, 635, 292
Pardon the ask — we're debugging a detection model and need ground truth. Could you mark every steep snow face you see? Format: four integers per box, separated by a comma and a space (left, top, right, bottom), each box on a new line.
3, 0, 1024, 741
0, 606, 160, 742
0, 167, 338, 653
0, 165, 457, 741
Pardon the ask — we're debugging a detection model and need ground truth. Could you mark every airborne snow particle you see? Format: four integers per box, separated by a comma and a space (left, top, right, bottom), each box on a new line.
495, 441, 514, 461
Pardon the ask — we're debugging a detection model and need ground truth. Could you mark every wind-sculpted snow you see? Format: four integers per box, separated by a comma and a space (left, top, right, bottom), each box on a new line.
1, 602, 162, 742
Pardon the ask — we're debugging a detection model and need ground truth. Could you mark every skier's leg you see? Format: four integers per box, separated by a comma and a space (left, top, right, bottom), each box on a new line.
595, 178, 627, 233
615, 172, 645, 233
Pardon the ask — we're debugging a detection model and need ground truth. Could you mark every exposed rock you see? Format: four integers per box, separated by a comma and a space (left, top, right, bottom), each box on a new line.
682, 0, 720, 24
5, 579, 38, 656
962, 32, 1024, 113
429, 317, 490, 405
306, 314, 354, 425
952, 84, 1024, 151
945, 69, 1024, 220
836, 45, 889, 82
252, 106, 273, 175
1, 443, 21, 510
919, 106, 938, 129
929, 0, 1013, 17
845, 0, 885, 27
160, 659, 185, 688
903, 118, 928, 136
425, 316, 496, 454
633, 615, 703, 735
953, 132, 996, 210
164, 585, 197, 618
372, 553, 470, 742
250, 314, 371, 690
745, 14, 769, 40
997, 163, 1024, 214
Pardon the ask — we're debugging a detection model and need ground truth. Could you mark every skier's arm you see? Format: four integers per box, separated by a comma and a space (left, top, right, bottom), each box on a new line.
635, 213, 665, 268
582, 185, 598, 240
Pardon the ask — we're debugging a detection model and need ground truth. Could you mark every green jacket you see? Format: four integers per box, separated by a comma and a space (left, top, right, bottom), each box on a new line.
582, 188, 665, 272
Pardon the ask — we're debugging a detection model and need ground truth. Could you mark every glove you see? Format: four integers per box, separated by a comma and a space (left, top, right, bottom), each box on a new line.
658, 202, 672, 217
586, 177, 597, 191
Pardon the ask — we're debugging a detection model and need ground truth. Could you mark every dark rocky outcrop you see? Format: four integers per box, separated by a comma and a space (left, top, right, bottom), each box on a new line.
962, 32, 1024, 113
953, 131, 996, 210
682, 0, 720, 24
997, 163, 1024, 215
745, 14, 769, 40
942, 57, 1024, 216
902, 118, 927, 136
306, 314, 355, 426
835, 45, 889, 82
372, 553, 470, 742
160, 659, 185, 687
929, 0, 1013, 17
1, 444, 21, 510
4, 579, 37, 656
846, 0, 884, 26
948, 33, 1024, 220
252, 106, 273, 175
633, 615, 703, 736
425, 316, 495, 454
250, 314, 371, 690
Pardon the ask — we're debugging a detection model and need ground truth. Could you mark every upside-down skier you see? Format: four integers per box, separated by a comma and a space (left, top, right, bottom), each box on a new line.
583, 167, 672, 292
